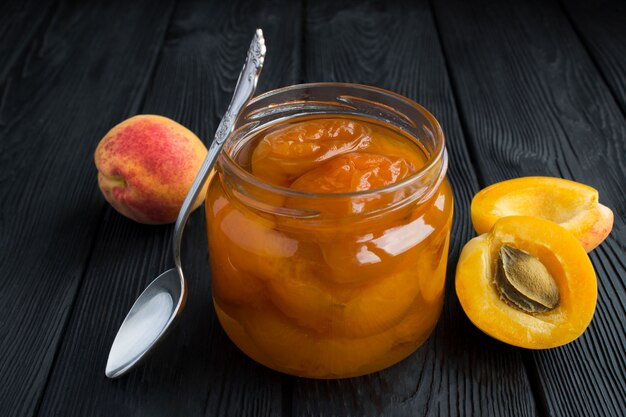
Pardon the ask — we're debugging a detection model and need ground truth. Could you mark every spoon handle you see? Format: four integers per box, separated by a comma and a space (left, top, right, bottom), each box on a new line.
172, 29, 266, 272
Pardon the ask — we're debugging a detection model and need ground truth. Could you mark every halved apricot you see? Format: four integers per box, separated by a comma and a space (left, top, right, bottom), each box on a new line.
471, 177, 613, 252
262, 251, 422, 338
206, 196, 298, 308
290, 152, 415, 193
215, 295, 441, 378
251, 119, 372, 187
456, 216, 597, 349
287, 152, 417, 216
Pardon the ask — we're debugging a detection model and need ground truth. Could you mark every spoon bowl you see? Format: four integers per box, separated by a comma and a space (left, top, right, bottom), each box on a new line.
105, 29, 266, 378
106, 268, 185, 378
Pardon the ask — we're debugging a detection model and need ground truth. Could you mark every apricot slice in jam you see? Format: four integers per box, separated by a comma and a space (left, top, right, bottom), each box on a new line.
287, 152, 416, 215
207, 201, 297, 307
262, 251, 422, 338
217, 295, 440, 378
291, 152, 414, 193
471, 177, 613, 252
456, 216, 597, 349
251, 119, 371, 186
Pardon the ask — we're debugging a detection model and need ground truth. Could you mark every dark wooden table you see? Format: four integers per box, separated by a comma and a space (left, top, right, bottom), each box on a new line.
1, 0, 625, 416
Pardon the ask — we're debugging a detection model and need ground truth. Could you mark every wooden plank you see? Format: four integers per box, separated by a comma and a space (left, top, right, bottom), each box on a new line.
0, 1, 176, 417
35, 1, 301, 416
0, 0, 56, 84
431, 0, 626, 415
292, 1, 537, 416
562, 0, 626, 115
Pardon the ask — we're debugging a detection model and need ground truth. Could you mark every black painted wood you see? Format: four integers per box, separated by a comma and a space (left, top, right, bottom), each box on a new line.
0, 0, 624, 415
562, 0, 626, 116
0, 1, 175, 416
0, 0, 56, 85
34, 1, 301, 416
431, 0, 626, 415
293, 1, 537, 416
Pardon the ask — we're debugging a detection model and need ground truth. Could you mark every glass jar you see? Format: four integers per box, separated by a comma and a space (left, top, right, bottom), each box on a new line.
205, 83, 453, 378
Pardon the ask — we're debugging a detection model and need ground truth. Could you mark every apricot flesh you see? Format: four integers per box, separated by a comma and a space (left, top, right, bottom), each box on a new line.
251, 118, 425, 188
290, 152, 415, 193
251, 119, 372, 187
288, 152, 418, 216
471, 177, 613, 251
95, 114, 208, 224
215, 294, 442, 378
456, 216, 597, 349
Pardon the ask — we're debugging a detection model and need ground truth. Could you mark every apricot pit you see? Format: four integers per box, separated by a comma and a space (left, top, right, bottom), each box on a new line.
495, 245, 559, 314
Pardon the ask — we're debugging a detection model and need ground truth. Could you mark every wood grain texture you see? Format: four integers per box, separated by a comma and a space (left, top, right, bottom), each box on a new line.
35, 0, 301, 416
431, 0, 626, 415
295, 1, 536, 416
562, 0, 626, 116
0, 0, 56, 85
0, 1, 175, 416
2, 1, 623, 416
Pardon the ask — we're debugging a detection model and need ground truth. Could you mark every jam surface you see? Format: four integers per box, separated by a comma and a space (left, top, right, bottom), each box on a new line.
250, 118, 425, 191
206, 116, 453, 378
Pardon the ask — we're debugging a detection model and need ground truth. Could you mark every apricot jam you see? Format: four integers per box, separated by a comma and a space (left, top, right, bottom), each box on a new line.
205, 84, 452, 378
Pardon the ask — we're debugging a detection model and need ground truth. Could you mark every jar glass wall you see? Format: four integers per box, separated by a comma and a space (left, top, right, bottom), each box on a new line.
205, 83, 453, 378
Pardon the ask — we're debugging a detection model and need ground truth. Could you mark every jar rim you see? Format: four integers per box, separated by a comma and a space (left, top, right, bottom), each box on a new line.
219, 82, 447, 200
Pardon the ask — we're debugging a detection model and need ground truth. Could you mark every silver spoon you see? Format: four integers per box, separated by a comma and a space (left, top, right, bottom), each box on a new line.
105, 29, 266, 378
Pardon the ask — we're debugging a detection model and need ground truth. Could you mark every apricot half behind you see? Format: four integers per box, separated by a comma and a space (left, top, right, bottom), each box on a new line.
471, 176, 613, 252
456, 216, 597, 349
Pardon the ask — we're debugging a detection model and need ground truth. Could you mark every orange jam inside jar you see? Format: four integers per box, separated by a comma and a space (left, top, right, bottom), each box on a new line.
205, 84, 453, 378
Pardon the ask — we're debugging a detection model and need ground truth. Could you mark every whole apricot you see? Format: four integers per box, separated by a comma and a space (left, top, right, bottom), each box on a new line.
94, 115, 208, 224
